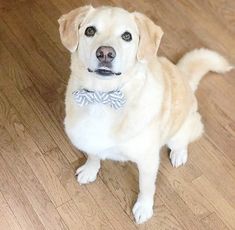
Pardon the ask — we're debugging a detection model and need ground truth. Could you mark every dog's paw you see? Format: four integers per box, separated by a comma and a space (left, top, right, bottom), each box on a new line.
75, 164, 99, 185
132, 198, 153, 224
170, 149, 187, 168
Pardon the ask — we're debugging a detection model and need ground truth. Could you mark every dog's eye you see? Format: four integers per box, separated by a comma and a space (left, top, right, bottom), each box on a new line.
121, 31, 132, 42
85, 26, 96, 37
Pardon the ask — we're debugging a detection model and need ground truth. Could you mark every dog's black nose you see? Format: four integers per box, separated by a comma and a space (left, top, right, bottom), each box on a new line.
96, 46, 116, 63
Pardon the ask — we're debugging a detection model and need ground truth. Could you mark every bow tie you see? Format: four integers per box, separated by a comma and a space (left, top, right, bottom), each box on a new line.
72, 89, 126, 109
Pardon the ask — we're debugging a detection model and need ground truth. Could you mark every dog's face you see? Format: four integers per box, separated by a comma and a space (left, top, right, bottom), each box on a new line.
58, 6, 163, 78
77, 7, 139, 77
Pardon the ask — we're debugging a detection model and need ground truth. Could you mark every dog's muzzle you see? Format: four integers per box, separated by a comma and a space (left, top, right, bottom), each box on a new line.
87, 46, 121, 77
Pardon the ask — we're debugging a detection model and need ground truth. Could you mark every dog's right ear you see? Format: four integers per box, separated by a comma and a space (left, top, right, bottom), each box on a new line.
58, 5, 93, 52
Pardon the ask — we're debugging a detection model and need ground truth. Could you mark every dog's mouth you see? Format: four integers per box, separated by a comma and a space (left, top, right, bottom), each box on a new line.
88, 67, 121, 77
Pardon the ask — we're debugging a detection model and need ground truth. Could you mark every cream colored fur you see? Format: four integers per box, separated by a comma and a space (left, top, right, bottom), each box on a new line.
177, 48, 233, 91
58, 6, 232, 224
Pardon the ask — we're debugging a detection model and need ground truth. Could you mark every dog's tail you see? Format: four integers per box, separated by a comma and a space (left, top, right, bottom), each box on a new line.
177, 48, 233, 92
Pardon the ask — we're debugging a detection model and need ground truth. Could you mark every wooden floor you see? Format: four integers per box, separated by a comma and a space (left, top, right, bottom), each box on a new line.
0, 0, 235, 229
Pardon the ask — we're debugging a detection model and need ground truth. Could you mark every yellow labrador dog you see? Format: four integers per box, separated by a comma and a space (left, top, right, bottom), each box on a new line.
58, 5, 232, 224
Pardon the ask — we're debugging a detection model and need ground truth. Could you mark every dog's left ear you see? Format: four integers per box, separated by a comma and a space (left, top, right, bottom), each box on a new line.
58, 5, 93, 52
133, 12, 163, 61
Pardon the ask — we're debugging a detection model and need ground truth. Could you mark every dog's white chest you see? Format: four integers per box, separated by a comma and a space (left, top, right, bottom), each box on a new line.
65, 105, 119, 157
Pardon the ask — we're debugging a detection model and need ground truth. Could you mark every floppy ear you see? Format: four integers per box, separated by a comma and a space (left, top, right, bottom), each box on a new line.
133, 12, 163, 61
58, 5, 93, 52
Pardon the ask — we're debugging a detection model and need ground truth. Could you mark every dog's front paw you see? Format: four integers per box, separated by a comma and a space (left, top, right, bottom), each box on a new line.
75, 163, 99, 185
132, 198, 153, 224
170, 149, 187, 168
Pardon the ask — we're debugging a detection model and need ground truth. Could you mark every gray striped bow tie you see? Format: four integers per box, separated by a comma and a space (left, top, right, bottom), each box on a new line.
72, 89, 126, 109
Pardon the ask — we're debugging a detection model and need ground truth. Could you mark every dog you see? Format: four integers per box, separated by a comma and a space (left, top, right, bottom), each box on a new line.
58, 5, 232, 224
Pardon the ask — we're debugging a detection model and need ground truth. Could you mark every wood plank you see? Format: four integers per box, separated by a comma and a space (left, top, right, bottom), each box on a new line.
0, 0, 29, 12
201, 212, 230, 230
193, 176, 235, 229
146, 203, 185, 230
198, 74, 235, 161
0, 18, 61, 102
21, 86, 78, 163
195, 0, 235, 34
100, 160, 139, 217
156, 172, 206, 230
0, 93, 68, 230
79, 174, 137, 230
44, 148, 116, 229
48, 96, 66, 127
0, 92, 71, 207
100, 161, 186, 229
159, 163, 213, 219
12, 4, 70, 81
160, 0, 235, 62
0, 192, 22, 230
0, 153, 44, 230
0, 41, 32, 90
1, 85, 57, 153
190, 137, 235, 208
32, 0, 70, 50
44, 148, 137, 230
57, 200, 89, 230
0, 122, 45, 230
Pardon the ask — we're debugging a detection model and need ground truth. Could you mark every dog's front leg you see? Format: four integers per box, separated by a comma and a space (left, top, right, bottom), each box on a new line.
133, 151, 160, 224
75, 155, 100, 185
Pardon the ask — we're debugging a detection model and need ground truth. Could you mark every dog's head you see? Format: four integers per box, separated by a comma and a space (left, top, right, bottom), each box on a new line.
58, 6, 163, 78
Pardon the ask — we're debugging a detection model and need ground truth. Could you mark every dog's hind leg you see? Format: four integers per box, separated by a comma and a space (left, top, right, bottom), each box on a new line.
75, 155, 100, 184
167, 112, 204, 168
